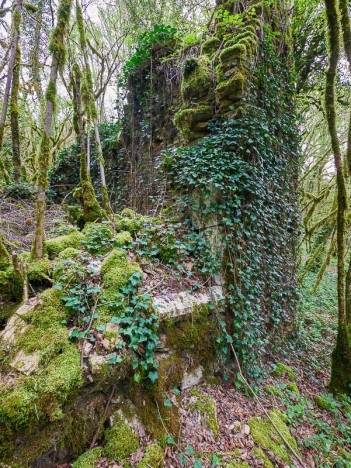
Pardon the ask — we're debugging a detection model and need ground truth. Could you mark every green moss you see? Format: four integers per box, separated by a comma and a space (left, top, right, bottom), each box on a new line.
0, 234, 10, 270
59, 247, 81, 260
264, 385, 282, 397
286, 382, 299, 395
219, 44, 247, 64
271, 363, 296, 381
114, 231, 133, 248
226, 462, 250, 468
253, 447, 274, 468
174, 105, 213, 140
38, 346, 83, 415
201, 36, 221, 56
137, 444, 164, 467
248, 409, 300, 463
215, 72, 246, 101
104, 415, 139, 462
66, 205, 85, 229
181, 56, 211, 102
314, 395, 332, 411
121, 208, 138, 218
46, 230, 84, 259
71, 447, 102, 468
0, 288, 83, 430
23, 2, 39, 13
189, 389, 218, 437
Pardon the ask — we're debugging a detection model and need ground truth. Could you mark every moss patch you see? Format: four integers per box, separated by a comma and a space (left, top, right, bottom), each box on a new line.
173, 105, 213, 140
286, 382, 299, 395
271, 363, 296, 381
264, 385, 282, 397
253, 447, 274, 468
59, 247, 81, 260
189, 388, 218, 437
248, 409, 300, 464
215, 72, 246, 101
314, 395, 332, 411
114, 231, 133, 248
201, 36, 221, 56
46, 230, 84, 259
72, 447, 102, 468
137, 444, 164, 467
104, 415, 139, 462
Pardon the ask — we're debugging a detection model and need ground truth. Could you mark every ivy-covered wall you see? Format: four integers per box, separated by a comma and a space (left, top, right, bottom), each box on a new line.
118, 0, 299, 369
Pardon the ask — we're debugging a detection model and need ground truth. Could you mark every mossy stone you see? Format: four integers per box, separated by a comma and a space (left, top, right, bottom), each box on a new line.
201, 36, 221, 56
181, 56, 211, 102
189, 388, 219, 437
248, 409, 300, 464
72, 447, 102, 468
59, 247, 81, 260
137, 444, 164, 467
104, 415, 139, 462
46, 230, 84, 259
114, 231, 133, 247
219, 44, 247, 64
173, 105, 213, 140
215, 72, 246, 101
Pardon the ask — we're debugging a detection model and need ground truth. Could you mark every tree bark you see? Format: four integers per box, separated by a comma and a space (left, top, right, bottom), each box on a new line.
325, 0, 351, 395
32, 0, 73, 260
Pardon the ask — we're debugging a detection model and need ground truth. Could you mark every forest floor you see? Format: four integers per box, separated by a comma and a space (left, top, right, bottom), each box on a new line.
89, 269, 350, 467
1, 200, 349, 467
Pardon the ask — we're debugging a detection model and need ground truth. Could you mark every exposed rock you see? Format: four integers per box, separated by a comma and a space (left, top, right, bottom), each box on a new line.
182, 365, 203, 389
1, 297, 39, 345
88, 354, 108, 375
10, 349, 40, 375
82, 341, 93, 357
153, 286, 223, 318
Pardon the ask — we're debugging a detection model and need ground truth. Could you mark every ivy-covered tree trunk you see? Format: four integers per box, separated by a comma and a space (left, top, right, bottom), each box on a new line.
0, 2, 22, 184
32, 0, 73, 260
324, 0, 351, 395
76, 0, 112, 215
72, 64, 103, 223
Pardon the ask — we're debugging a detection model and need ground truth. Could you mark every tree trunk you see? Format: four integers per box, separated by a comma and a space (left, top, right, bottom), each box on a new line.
32, 0, 73, 260
76, 0, 112, 215
324, 0, 351, 395
72, 64, 103, 223
0, 2, 21, 184
10, 44, 21, 182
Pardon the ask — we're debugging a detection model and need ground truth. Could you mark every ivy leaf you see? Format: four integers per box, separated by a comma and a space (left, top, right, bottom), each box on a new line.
53, 282, 63, 290
166, 435, 175, 445
193, 460, 202, 468
147, 371, 158, 383
180, 453, 187, 467
164, 399, 172, 408
186, 445, 195, 456
210, 454, 221, 466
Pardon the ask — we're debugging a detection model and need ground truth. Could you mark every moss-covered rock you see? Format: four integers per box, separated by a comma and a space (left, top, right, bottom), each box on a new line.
215, 71, 246, 101
19, 252, 53, 284
137, 444, 164, 467
114, 231, 133, 248
219, 44, 247, 64
189, 388, 219, 437
173, 105, 213, 140
271, 363, 296, 381
248, 409, 300, 464
59, 247, 82, 260
104, 415, 139, 462
72, 447, 102, 468
46, 230, 84, 259
201, 36, 221, 56
181, 56, 211, 102
82, 222, 114, 254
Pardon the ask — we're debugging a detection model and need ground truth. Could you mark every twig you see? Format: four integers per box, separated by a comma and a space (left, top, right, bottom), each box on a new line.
89, 381, 118, 449
229, 343, 306, 467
